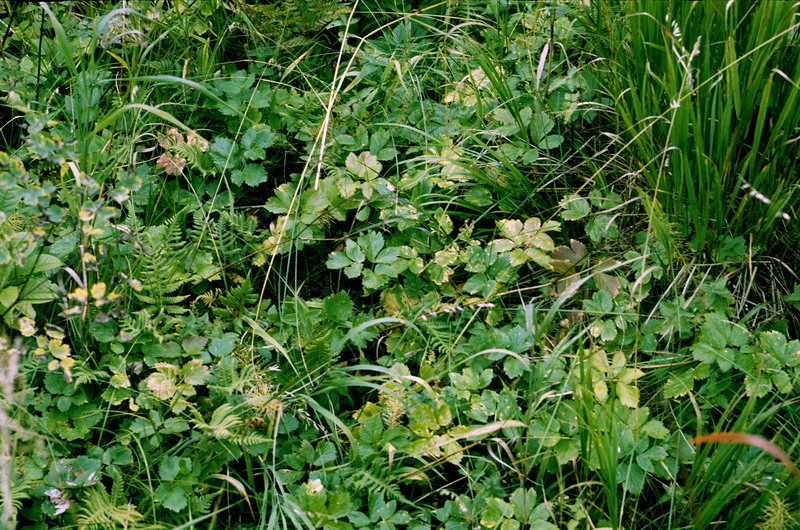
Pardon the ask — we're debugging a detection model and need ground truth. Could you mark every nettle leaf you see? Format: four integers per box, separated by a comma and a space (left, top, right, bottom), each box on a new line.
231, 163, 268, 187
240, 124, 274, 160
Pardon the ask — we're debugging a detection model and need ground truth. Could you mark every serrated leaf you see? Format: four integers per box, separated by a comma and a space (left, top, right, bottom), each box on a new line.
538, 134, 563, 150
616, 382, 639, 408
595, 272, 620, 297
561, 197, 590, 221
493, 107, 516, 124
210, 137, 240, 168
182, 359, 210, 385
362, 269, 389, 290
549, 239, 587, 273
159, 455, 189, 480
641, 419, 669, 439
358, 232, 384, 262
344, 263, 363, 278
209, 336, 236, 357
323, 292, 353, 322
156, 483, 188, 512
240, 125, 274, 160
531, 112, 555, 140
231, 163, 268, 186
346, 151, 382, 180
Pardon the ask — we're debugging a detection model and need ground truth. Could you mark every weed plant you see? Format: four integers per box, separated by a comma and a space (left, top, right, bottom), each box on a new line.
0, 1, 798, 529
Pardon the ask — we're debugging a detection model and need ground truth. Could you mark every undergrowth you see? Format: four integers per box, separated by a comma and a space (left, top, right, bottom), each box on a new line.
1, 0, 798, 529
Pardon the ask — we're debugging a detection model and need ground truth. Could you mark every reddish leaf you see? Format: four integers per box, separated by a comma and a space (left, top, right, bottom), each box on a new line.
157, 153, 186, 175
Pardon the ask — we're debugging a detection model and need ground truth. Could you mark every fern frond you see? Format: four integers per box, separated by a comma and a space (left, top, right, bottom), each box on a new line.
77, 483, 146, 529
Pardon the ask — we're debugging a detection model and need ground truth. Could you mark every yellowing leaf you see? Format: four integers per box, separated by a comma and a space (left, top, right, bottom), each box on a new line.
616, 382, 639, 408
90, 282, 107, 300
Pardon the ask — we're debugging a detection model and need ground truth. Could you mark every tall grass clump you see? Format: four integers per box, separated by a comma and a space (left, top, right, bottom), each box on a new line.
588, 0, 800, 259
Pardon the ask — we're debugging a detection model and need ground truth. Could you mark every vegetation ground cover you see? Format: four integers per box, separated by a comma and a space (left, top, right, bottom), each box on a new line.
1, 0, 799, 528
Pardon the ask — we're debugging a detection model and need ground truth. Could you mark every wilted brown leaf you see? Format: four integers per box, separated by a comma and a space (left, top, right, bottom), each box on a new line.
157, 153, 186, 175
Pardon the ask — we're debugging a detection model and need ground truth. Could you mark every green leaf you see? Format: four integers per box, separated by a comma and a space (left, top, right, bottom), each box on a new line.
241, 125, 274, 160
345, 239, 367, 263
561, 196, 590, 221
324, 292, 353, 323
30, 254, 63, 274
327, 251, 353, 270
156, 483, 189, 512
784, 283, 800, 309
538, 134, 563, 150
362, 269, 390, 290
209, 335, 236, 357
231, 163, 268, 186
493, 107, 516, 124
358, 232, 385, 262
181, 336, 208, 355
584, 291, 613, 314
531, 112, 555, 140
182, 359, 210, 385
159, 455, 190, 480
359, 413, 383, 445
641, 419, 669, 439
210, 137, 240, 168
618, 461, 645, 494
0, 286, 18, 309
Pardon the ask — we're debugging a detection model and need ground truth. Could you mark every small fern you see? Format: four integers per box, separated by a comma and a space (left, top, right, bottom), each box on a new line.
349, 464, 413, 507
132, 210, 194, 310
77, 470, 146, 529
